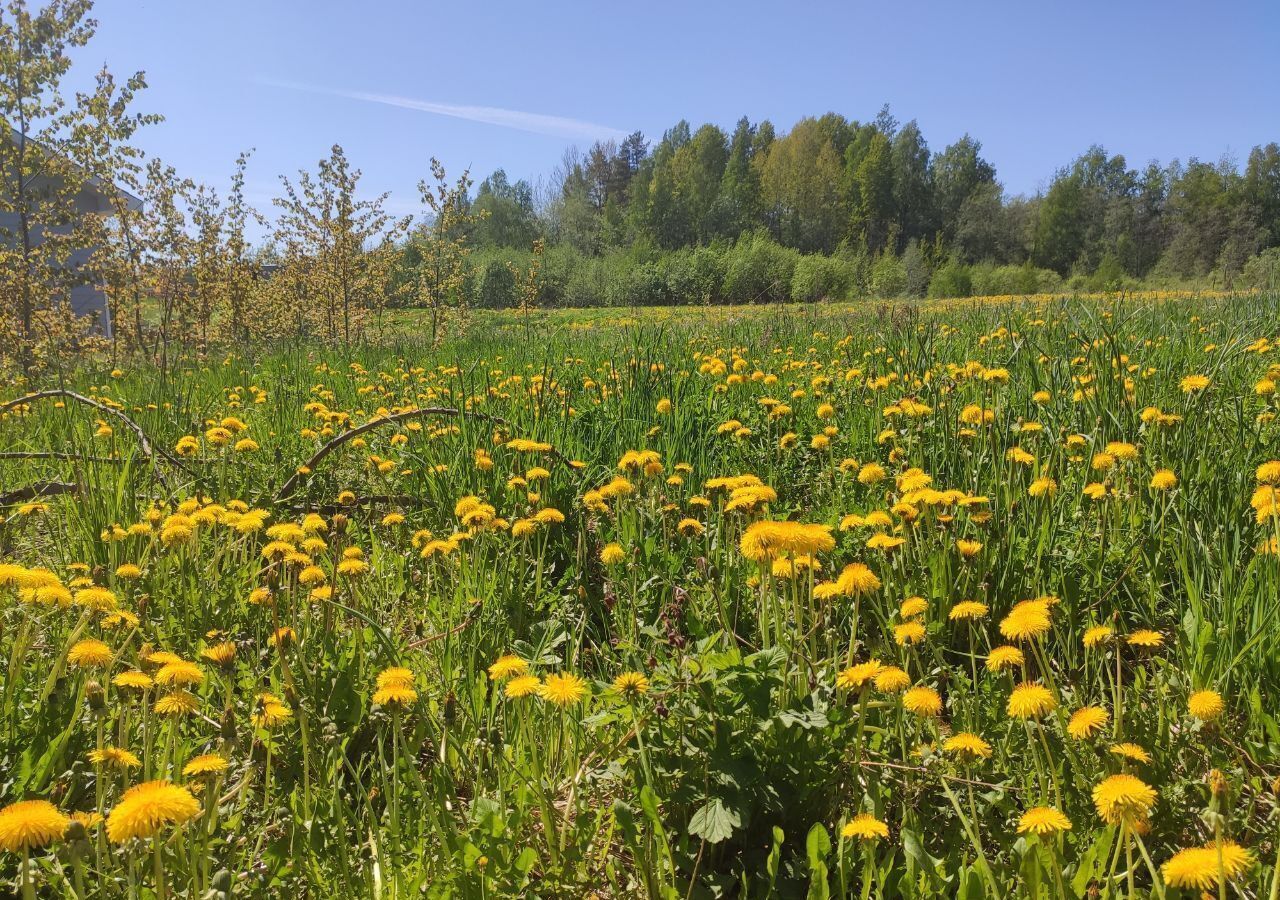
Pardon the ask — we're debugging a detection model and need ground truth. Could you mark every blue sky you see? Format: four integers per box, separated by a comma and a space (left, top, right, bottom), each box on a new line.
80, 0, 1280, 228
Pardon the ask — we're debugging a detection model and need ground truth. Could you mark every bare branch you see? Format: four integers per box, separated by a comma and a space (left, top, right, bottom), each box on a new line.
274, 405, 575, 503
0, 389, 191, 488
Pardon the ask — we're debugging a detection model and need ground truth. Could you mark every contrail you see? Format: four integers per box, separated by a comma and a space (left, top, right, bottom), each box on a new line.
258, 78, 628, 141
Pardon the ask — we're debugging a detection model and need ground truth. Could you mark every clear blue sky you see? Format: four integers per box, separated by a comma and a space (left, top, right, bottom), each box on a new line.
79, 0, 1280, 230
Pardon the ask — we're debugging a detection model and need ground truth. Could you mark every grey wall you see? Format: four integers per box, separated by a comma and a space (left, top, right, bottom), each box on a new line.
0, 177, 116, 338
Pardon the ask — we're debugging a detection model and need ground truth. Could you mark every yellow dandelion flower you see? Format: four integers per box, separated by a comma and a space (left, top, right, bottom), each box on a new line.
1126, 629, 1164, 648
504, 675, 541, 698
902, 686, 942, 717
1189, 689, 1224, 722
1161, 841, 1253, 890
841, 813, 889, 841
112, 670, 153, 691
1017, 806, 1071, 836
836, 660, 883, 690
1092, 774, 1157, 825
488, 655, 529, 680
874, 667, 911, 694
155, 660, 205, 687
106, 781, 200, 843
153, 691, 200, 717
88, 747, 142, 770
182, 754, 229, 778
612, 672, 650, 698
0, 799, 69, 852
1007, 683, 1056, 719
1067, 706, 1109, 740
68, 639, 113, 668
943, 732, 992, 761
985, 645, 1025, 672
538, 672, 588, 706
894, 621, 927, 646
1109, 742, 1151, 764
1083, 625, 1114, 649
949, 601, 988, 621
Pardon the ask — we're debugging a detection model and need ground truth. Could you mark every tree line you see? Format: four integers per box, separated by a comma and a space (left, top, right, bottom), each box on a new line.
441, 109, 1280, 309
4, 0, 1280, 376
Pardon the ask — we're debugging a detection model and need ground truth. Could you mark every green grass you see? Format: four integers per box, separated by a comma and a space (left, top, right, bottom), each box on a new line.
1, 291, 1279, 898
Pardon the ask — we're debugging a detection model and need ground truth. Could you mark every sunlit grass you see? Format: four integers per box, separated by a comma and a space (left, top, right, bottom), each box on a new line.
1, 290, 1278, 897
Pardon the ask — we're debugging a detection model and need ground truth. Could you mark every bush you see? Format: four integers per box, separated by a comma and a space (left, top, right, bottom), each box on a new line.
690, 245, 728, 303
653, 250, 705, 305
1242, 247, 1280, 291
969, 262, 1058, 296
1086, 253, 1130, 292
536, 245, 579, 308
790, 254, 852, 302
902, 241, 931, 298
471, 256, 518, 308
835, 246, 872, 297
869, 252, 907, 297
927, 259, 973, 298
722, 232, 799, 303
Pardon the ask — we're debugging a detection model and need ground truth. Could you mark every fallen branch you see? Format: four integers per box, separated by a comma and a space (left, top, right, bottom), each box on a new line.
0, 451, 125, 464
274, 405, 575, 502
0, 480, 79, 507
407, 615, 476, 649
0, 389, 190, 489
278, 494, 434, 515
856, 758, 1016, 794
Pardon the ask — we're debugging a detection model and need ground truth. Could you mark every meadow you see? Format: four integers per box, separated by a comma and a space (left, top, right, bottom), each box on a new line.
2, 291, 1280, 898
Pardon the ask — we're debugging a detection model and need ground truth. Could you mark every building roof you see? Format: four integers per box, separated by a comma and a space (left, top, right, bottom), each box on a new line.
6, 125, 142, 212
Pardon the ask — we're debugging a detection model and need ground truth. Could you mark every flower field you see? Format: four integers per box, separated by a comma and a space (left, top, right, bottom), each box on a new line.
3, 292, 1280, 897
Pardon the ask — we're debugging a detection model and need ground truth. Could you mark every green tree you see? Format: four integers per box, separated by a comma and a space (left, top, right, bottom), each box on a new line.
472, 169, 539, 249
0, 0, 152, 373
1160, 157, 1255, 278
849, 131, 895, 252
414, 157, 486, 345
273, 144, 410, 344
890, 120, 933, 246
711, 116, 762, 239
758, 117, 844, 252
932, 135, 995, 243
1245, 143, 1280, 248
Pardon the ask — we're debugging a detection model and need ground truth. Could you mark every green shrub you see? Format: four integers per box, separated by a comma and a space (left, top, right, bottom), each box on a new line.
902, 241, 931, 298
869, 251, 907, 297
472, 257, 518, 308
1086, 253, 1129, 291
1242, 247, 1280, 290
967, 262, 1061, 296
927, 259, 973, 298
723, 232, 799, 303
790, 254, 852, 302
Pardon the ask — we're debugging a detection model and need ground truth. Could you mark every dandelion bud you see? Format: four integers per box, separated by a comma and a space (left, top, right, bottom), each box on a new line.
212, 869, 233, 892
220, 708, 238, 744
331, 513, 349, 531
64, 819, 87, 842
1209, 768, 1228, 798
444, 691, 457, 725
85, 680, 105, 711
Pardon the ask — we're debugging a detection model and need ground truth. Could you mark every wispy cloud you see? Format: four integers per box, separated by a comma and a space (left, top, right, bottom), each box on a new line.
258, 78, 627, 142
